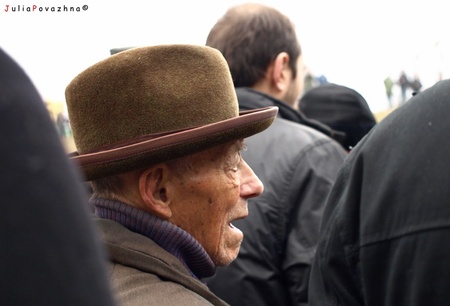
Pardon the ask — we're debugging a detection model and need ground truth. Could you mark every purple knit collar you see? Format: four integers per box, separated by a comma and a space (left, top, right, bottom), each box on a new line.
91, 197, 216, 279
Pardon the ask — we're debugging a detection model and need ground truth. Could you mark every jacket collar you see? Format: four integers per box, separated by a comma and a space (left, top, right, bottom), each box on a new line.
236, 88, 347, 146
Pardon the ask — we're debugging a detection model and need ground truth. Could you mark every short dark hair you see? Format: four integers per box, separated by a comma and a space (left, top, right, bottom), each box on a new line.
206, 3, 301, 88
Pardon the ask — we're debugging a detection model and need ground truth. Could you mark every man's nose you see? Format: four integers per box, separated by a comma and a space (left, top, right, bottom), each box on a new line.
240, 158, 263, 198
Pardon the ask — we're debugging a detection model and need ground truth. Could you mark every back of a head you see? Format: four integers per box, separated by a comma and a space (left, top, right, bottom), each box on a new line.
299, 83, 377, 150
206, 3, 301, 88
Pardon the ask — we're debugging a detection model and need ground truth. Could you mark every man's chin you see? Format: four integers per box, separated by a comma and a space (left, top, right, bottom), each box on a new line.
214, 241, 242, 266
214, 250, 240, 267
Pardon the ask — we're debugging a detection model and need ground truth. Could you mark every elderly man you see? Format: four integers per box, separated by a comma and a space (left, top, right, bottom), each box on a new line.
65, 45, 277, 305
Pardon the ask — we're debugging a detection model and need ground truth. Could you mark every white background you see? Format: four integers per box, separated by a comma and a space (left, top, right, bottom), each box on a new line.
1, 0, 449, 113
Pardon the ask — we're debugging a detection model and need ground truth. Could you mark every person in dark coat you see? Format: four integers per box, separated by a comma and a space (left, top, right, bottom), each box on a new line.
299, 83, 377, 151
398, 70, 410, 104
204, 4, 347, 305
0, 48, 116, 305
309, 78, 450, 305
65, 44, 278, 305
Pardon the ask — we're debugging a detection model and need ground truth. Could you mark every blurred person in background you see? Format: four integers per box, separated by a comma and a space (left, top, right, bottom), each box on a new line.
384, 75, 394, 108
398, 70, 409, 104
299, 83, 377, 152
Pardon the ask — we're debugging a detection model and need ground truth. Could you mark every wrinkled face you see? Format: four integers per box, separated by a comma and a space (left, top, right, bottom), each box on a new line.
168, 140, 263, 266
284, 56, 306, 109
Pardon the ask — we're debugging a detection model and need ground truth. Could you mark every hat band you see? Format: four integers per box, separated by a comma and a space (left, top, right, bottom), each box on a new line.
70, 107, 277, 167
70, 127, 193, 157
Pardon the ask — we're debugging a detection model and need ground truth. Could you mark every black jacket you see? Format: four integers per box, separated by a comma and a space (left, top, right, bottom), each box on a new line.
205, 88, 346, 306
0, 48, 116, 305
309, 79, 450, 305
237, 88, 346, 144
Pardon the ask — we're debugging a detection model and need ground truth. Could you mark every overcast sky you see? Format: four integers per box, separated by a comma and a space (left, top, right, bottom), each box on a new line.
1, 0, 449, 112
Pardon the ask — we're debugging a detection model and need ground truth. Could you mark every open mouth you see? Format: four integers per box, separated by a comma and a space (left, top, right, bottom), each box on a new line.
228, 214, 247, 230
227, 221, 243, 239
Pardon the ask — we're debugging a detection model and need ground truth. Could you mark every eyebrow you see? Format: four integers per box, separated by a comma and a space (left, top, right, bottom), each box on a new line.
220, 140, 246, 158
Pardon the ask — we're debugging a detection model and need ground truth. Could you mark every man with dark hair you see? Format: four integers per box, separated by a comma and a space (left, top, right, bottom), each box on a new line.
204, 3, 347, 306
206, 3, 344, 143
65, 44, 277, 305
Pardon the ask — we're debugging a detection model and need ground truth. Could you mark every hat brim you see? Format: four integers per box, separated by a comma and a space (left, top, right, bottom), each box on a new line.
70, 106, 278, 181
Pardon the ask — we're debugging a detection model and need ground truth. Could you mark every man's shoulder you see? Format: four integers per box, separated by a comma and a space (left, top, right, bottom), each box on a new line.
236, 88, 346, 146
111, 262, 219, 306
94, 218, 228, 305
94, 218, 186, 271
267, 117, 343, 147
245, 117, 347, 166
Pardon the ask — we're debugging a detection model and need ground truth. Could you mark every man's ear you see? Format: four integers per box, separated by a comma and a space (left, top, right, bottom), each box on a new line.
138, 164, 172, 219
271, 52, 291, 92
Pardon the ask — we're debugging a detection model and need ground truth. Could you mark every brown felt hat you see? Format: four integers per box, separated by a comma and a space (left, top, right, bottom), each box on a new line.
66, 44, 278, 181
